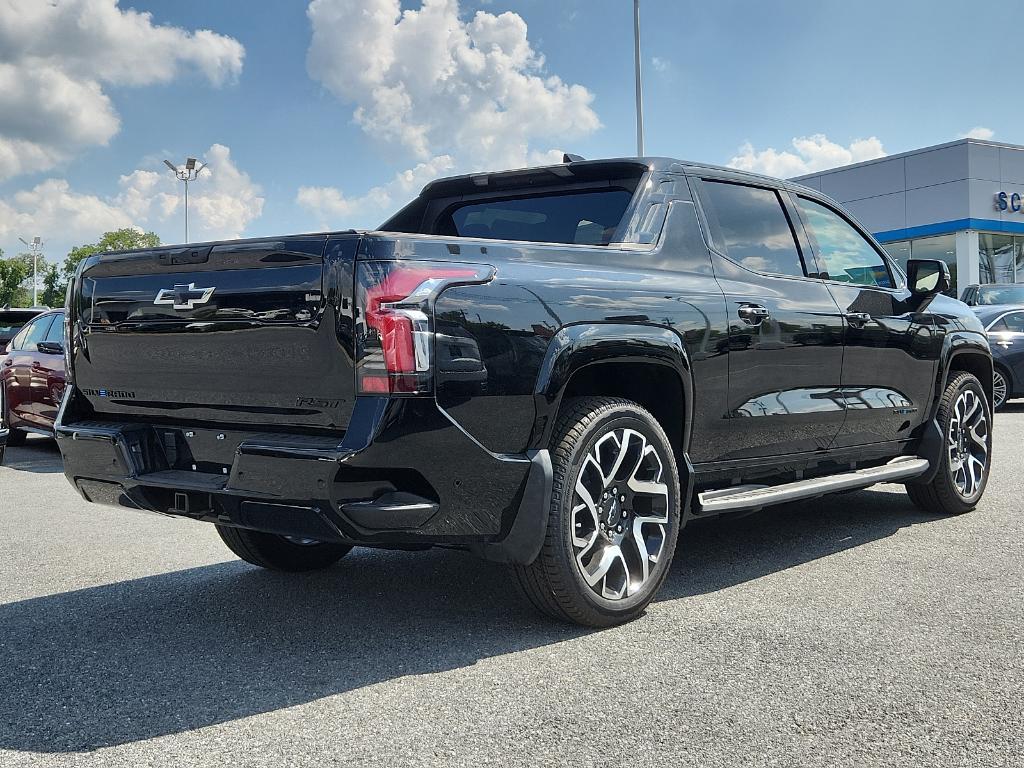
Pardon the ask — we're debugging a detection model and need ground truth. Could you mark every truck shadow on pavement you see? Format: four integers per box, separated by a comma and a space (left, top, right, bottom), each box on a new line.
0, 488, 942, 753
0, 438, 64, 474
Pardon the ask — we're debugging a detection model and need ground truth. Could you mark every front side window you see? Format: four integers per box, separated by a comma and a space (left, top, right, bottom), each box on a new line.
12, 315, 53, 351
701, 181, 805, 277
437, 189, 635, 246
797, 197, 893, 288
45, 314, 65, 343
991, 312, 1024, 333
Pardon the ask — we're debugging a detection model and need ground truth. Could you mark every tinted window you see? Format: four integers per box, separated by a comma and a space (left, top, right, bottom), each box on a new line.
438, 189, 634, 246
977, 284, 1024, 305
45, 314, 65, 343
13, 315, 53, 351
797, 197, 892, 288
702, 181, 805, 276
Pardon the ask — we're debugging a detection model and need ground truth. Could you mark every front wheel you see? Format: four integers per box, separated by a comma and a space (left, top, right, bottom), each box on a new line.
906, 372, 992, 515
216, 525, 353, 571
992, 367, 1009, 411
514, 397, 681, 627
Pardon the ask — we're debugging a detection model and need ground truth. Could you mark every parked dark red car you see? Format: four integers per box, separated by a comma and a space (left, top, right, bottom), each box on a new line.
1, 309, 66, 453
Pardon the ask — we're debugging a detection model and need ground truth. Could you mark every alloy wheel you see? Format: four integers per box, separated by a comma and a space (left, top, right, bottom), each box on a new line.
571, 427, 670, 600
946, 389, 989, 499
992, 370, 1008, 410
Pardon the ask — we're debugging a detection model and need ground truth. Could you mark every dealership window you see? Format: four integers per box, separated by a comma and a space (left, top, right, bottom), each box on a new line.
910, 235, 957, 296
881, 236, 957, 295
979, 233, 1016, 284
883, 241, 911, 272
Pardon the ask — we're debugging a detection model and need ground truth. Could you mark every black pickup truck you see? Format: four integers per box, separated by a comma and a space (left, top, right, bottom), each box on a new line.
56, 157, 993, 627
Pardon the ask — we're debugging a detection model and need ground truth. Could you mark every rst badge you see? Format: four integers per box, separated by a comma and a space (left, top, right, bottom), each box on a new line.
154, 283, 216, 310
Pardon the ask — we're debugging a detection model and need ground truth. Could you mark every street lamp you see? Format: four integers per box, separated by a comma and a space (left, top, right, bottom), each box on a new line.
164, 157, 207, 243
633, 0, 645, 157
17, 236, 43, 307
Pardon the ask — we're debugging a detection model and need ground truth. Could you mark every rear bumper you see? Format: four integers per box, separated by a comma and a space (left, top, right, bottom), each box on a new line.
56, 392, 550, 564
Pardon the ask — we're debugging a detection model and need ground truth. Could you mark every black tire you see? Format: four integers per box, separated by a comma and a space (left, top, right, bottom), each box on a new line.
0, 445, 5, 465
216, 525, 353, 572
4, 427, 27, 447
514, 396, 681, 627
906, 372, 991, 515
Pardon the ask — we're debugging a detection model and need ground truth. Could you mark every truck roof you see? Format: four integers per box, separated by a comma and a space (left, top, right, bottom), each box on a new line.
421, 156, 819, 198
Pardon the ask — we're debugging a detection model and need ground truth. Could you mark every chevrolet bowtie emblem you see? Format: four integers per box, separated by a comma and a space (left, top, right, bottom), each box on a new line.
154, 283, 216, 310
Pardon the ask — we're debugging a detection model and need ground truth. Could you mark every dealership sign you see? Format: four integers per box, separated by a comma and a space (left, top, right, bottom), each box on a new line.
996, 191, 1024, 212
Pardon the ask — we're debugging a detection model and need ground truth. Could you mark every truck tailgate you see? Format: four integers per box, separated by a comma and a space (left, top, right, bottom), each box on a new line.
71, 235, 359, 432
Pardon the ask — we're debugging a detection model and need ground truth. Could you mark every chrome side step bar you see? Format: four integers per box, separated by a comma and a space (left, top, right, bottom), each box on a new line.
697, 456, 930, 515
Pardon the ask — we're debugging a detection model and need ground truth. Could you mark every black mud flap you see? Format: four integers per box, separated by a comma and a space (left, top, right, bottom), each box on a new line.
473, 449, 552, 565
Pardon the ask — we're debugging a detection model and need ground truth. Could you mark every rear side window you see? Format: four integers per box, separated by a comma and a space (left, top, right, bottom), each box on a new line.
796, 197, 893, 288
436, 189, 634, 246
701, 181, 806, 277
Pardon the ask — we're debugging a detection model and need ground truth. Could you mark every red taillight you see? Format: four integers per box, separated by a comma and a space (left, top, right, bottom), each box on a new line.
356, 261, 493, 395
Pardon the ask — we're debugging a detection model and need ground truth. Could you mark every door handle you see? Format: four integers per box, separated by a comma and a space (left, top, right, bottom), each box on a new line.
738, 303, 770, 325
845, 312, 872, 328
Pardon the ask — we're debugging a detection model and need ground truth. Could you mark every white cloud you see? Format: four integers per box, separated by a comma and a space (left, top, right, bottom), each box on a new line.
115, 144, 264, 241
0, 179, 134, 243
0, 0, 244, 180
959, 126, 995, 140
0, 144, 264, 250
297, 155, 454, 229
650, 56, 669, 73
728, 134, 887, 178
302, 0, 600, 225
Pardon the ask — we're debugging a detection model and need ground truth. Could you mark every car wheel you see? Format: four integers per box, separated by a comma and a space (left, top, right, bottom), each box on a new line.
992, 367, 1009, 411
906, 372, 991, 515
514, 396, 681, 627
216, 525, 353, 571
4, 427, 27, 447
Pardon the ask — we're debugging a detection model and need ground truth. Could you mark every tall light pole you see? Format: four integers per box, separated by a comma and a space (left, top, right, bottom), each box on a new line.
17, 236, 43, 306
164, 157, 207, 243
633, 0, 645, 157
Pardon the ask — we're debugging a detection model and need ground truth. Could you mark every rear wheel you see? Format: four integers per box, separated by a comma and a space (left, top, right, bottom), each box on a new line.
514, 396, 681, 627
216, 525, 353, 572
906, 372, 991, 515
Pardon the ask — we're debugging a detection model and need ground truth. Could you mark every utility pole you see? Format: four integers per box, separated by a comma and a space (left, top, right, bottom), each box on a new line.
633, 0, 645, 157
164, 158, 208, 243
17, 236, 43, 306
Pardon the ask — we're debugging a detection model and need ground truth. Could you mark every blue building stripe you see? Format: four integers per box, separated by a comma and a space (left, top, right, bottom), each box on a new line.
873, 217, 1024, 242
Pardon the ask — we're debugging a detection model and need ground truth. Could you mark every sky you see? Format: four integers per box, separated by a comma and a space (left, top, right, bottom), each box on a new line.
0, 0, 1014, 265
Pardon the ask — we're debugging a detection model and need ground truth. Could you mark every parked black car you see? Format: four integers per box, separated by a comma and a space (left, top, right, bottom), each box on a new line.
55, 157, 994, 627
973, 304, 1024, 409
960, 283, 1024, 306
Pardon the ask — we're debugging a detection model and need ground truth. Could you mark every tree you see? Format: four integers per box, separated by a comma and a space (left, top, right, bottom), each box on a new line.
0, 253, 29, 307
60, 228, 161, 288
40, 265, 63, 308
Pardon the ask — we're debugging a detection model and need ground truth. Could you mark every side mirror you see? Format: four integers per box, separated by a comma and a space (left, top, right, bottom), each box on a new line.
36, 341, 63, 355
906, 259, 950, 297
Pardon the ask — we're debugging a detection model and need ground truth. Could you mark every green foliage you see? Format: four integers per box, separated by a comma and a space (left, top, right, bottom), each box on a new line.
0, 255, 29, 307
62, 228, 161, 285
40, 265, 63, 308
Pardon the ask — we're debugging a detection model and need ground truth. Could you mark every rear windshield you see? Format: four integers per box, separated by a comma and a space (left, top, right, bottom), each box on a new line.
435, 189, 634, 246
977, 285, 1024, 305
0, 312, 35, 341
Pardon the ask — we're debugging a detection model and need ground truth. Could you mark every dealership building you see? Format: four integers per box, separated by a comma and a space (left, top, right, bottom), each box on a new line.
793, 138, 1024, 295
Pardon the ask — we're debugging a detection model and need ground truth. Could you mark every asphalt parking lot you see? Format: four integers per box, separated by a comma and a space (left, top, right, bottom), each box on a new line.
1, 414, 1022, 768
